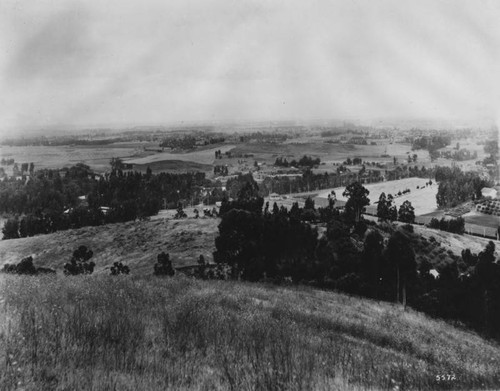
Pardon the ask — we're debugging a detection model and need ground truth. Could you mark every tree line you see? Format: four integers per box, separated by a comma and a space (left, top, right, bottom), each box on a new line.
274, 155, 321, 168
1, 163, 209, 239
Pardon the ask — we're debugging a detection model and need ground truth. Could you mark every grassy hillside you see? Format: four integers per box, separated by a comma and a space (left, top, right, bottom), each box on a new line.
1, 274, 499, 390
0, 217, 219, 274
412, 225, 498, 261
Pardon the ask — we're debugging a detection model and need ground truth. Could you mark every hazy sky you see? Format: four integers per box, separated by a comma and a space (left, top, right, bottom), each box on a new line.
0, 0, 499, 132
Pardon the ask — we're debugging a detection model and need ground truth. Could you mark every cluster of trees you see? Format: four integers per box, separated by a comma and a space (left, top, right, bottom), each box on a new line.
238, 131, 291, 143
320, 129, 344, 137
412, 135, 451, 151
110, 262, 130, 275
376, 193, 415, 223
205, 136, 225, 145
1, 163, 209, 239
385, 165, 433, 181
347, 137, 367, 145
406, 154, 418, 163
416, 242, 500, 339
214, 182, 418, 306
64, 246, 95, 275
213, 179, 500, 340
274, 155, 321, 168
440, 149, 478, 161
0, 158, 15, 165
159, 135, 196, 150
213, 165, 229, 176
428, 217, 465, 234
220, 181, 264, 216
483, 139, 498, 158
435, 167, 492, 208
342, 157, 363, 165
376, 193, 398, 221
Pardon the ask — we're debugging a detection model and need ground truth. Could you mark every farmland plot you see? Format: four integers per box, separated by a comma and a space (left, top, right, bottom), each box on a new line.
316, 177, 439, 216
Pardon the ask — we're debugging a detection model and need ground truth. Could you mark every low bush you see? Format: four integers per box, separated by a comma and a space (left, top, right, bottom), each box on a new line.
2, 256, 56, 275
63, 246, 95, 275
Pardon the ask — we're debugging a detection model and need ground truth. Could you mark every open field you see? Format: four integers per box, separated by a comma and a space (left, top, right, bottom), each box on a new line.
1, 274, 500, 390
131, 160, 213, 174
0, 217, 219, 274
316, 178, 438, 216
0, 143, 231, 174
125, 145, 234, 166
0, 143, 155, 173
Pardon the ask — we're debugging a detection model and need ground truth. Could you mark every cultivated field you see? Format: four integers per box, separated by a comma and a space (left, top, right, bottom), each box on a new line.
316, 178, 438, 216
0, 217, 219, 274
1, 274, 499, 390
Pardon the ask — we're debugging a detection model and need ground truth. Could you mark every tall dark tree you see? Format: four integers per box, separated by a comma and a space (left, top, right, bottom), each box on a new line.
362, 230, 384, 298
214, 209, 263, 280
398, 200, 415, 224
475, 241, 500, 334
110, 157, 124, 173
2, 218, 19, 239
343, 181, 370, 223
385, 230, 417, 308
376, 192, 390, 220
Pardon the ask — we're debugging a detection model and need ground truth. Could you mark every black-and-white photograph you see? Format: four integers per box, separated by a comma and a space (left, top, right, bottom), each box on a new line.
0, 0, 499, 389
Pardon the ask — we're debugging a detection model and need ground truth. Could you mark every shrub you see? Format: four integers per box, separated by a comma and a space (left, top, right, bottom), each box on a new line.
2, 256, 56, 275
174, 203, 187, 219
153, 252, 175, 276
110, 262, 130, 275
64, 246, 95, 275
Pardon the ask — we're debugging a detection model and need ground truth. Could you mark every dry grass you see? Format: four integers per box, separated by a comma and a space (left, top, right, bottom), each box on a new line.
0, 218, 219, 274
1, 274, 499, 390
